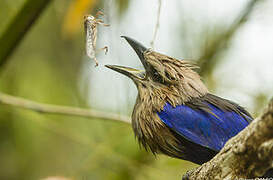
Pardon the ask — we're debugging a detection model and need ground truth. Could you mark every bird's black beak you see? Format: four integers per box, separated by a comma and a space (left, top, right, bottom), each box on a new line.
105, 36, 148, 80
121, 36, 148, 70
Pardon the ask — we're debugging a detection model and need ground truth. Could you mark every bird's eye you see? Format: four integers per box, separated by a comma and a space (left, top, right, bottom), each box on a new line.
165, 72, 176, 80
153, 71, 164, 83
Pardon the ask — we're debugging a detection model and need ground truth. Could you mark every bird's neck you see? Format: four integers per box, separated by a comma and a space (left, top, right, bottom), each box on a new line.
131, 79, 208, 153
131, 92, 178, 154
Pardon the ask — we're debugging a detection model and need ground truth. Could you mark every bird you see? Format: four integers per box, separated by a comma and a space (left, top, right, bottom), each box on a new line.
105, 36, 253, 165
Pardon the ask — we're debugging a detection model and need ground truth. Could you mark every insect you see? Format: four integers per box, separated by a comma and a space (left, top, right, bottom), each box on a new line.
84, 11, 110, 67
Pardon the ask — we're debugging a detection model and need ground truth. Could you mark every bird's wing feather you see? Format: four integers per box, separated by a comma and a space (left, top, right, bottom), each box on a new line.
157, 94, 252, 151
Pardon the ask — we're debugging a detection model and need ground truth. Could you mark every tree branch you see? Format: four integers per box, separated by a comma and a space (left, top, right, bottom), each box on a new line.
0, 92, 130, 124
183, 98, 273, 179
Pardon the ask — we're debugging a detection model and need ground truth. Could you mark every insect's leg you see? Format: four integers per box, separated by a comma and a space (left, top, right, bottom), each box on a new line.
96, 19, 110, 27
102, 23, 110, 27
93, 57, 99, 67
95, 11, 104, 18
95, 18, 110, 27
96, 19, 103, 23
96, 46, 108, 55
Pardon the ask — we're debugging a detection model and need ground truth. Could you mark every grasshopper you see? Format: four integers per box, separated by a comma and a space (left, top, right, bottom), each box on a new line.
84, 11, 109, 67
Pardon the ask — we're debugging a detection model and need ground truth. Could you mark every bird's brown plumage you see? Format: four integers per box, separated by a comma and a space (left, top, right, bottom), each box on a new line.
106, 36, 251, 164
131, 50, 211, 159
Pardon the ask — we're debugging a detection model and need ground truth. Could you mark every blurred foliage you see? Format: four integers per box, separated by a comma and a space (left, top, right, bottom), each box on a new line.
0, 0, 51, 67
0, 0, 270, 179
252, 92, 268, 117
0, 0, 26, 35
178, 0, 262, 91
61, 0, 130, 36
115, 0, 130, 18
197, 0, 260, 77
62, 0, 98, 37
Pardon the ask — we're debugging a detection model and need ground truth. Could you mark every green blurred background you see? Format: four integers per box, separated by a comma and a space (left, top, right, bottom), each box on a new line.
0, 0, 272, 179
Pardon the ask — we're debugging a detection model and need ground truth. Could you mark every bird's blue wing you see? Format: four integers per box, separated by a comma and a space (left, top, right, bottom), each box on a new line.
157, 100, 251, 151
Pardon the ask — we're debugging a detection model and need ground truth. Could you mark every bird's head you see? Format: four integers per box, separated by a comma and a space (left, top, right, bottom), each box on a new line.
106, 36, 208, 104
